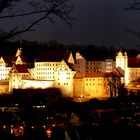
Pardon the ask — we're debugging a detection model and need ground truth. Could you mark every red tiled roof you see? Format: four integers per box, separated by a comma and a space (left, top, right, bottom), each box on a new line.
128, 57, 140, 67
85, 72, 112, 77
15, 64, 29, 73
2, 55, 27, 67
74, 72, 113, 79
12, 55, 26, 63
73, 73, 84, 79
2, 56, 13, 67
113, 67, 124, 77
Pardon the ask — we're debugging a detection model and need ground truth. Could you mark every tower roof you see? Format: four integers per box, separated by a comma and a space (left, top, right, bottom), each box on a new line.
15, 48, 22, 57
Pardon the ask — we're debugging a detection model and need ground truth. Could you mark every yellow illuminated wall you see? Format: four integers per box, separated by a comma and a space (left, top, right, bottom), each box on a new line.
2, 48, 140, 100
127, 68, 140, 82
73, 75, 110, 100
0, 80, 9, 94
20, 79, 54, 89
84, 77, 110, 99
31, 62, 59, 80
0, 57, 10, 80
73, 78, 84, 98
116, 51, 128, 85
8, 58, 76, 97
55, 60, 76, 97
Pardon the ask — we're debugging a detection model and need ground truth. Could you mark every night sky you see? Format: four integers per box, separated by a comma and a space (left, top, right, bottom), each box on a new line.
18, 0, 140, 49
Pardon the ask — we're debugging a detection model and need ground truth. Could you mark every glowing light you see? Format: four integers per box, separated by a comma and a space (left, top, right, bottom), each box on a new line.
11, 125, 24, 136
3, 125, 6, 129
45, 128, 52, 138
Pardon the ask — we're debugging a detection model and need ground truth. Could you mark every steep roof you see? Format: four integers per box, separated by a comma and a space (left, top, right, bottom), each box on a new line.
14, 64, 29, 73
2, 56, 13, 67
74, 70, 123, 79
2, 47, 27, 67
74, 72, 113, 79
113, 67, 124, 77
84, 72, 113, 77
128, 57, 140, 67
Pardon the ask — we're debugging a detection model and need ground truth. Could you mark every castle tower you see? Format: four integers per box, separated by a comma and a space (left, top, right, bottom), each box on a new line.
116, 50, 128, 85
74, 52, 86, 75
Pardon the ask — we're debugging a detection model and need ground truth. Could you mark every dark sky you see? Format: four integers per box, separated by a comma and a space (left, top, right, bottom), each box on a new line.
20, 0, 140, 49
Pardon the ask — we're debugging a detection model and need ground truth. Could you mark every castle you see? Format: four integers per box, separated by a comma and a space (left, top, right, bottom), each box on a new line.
0, 47, 139, 101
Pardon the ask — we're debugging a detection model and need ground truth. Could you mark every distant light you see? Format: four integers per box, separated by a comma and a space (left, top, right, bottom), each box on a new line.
43, 125, 46, 129
3, 125, 6, 129
45, 128, 52, 138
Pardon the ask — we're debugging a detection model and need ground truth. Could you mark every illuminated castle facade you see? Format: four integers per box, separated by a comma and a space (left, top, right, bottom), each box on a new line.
115, 50, 140, 94
0, 48, 75, 97
0, 47, 139, 99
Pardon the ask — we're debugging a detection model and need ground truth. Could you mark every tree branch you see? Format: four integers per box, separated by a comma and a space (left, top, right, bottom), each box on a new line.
125, 1, 140, 10
0, 0, 74, 41
123, 1, 140, 39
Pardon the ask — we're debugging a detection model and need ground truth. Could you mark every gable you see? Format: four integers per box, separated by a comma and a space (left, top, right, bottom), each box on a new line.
10, 65, 18, 73
56, 60, 71, 71
0, 57, 6, 65
15, 56, 24, 65
68, 52, 75, 64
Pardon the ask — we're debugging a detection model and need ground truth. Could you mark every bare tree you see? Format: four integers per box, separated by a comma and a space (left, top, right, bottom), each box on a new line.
107, 72, 122, 98
0, 0, 74, 41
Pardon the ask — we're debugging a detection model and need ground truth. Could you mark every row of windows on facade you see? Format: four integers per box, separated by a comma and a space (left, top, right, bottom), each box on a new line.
0, 74, 9, 76
58, 83, 69, 85
35, 63, 59, 66
129, 72, 140, 75
1, 73, 71, 79
34, 68, 71, 72
86, 66, 113, 69
85, 78, 108, 81
35, 77, 71, 80
35, 68, 56, 70
0, 64, 8, 67
86, 62, 114, 65
85, 70, 103, 73
34, 72, 55, 75
35, 76, 55, 79
35, 64, 66, 69
85, 83, 107, 86
34, 72, 71, 75
86, 66, 104, 69
0, 69, 9, 71
76, 66, 112, 70
12, 74, 29, 77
